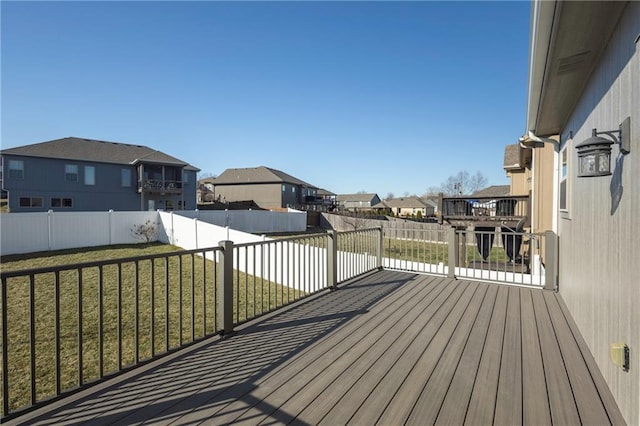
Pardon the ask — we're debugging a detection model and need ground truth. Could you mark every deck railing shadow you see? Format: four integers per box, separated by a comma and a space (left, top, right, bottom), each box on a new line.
24, 270, 414, 425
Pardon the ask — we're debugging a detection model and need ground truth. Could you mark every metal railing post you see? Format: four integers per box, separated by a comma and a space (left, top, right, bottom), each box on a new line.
377, 226, 384, 270
448, 227, 458, 279
544, 231, 558, 291
218, 240, 234, 335
327, 231, 338, 290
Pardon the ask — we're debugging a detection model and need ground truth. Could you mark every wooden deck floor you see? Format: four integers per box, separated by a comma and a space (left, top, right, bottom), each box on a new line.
11, 270, 624, 425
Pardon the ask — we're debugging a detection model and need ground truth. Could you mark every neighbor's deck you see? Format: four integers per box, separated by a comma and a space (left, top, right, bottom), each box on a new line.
11, 270, 624, 425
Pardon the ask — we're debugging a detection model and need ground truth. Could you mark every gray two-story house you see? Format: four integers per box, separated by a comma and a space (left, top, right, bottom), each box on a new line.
0, 137, 199, 212
205, 166, 325, 210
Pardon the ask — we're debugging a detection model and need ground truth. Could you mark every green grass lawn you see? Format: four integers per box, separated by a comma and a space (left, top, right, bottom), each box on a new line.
1, 243, 303, 414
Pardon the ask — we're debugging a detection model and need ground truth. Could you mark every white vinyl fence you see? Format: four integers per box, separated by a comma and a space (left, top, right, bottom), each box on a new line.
0, 210, 158, 255
175, 209, 306, 234
0, 209, 306, 256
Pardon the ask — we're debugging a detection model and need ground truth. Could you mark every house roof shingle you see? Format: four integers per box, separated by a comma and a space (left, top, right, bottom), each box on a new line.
212, 166, 317, 188
503, 144, 522, 170
471, 185, 511, 198
1, 137, 199, 170
336, 193, 379, 203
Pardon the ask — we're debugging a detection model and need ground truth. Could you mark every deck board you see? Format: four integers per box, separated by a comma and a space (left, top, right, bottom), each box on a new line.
433, 285, 498, 425
520, 288, 552, 425
9, 270, 624, 426
532, 289, 582, 425
494, 286, 523, 425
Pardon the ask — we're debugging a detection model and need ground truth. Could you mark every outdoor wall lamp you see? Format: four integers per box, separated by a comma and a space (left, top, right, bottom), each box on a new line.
575, 117, 631, 177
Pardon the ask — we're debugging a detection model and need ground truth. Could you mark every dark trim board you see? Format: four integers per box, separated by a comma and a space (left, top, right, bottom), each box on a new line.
9, 271, 624, 425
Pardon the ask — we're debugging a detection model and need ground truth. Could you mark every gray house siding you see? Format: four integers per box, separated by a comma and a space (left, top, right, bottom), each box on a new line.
213, 182, 308, 210
214, 183, 283, 209
556, 3, 639, 423
3, 155, 137, 212
2, 154, 198, 212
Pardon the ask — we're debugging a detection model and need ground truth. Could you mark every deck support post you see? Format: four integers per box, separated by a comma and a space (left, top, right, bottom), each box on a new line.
459, 229, 467, 267
447, 227, 458, 279
377, 226, 384, 270
327, 230, 338, 290
544, 231, 558, 291
218, 240, 234, 336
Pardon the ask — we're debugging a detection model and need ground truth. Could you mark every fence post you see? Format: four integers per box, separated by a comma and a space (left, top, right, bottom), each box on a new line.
327, 230, 338, 290
47, 209, 54, 251
448, 227, 458, 279
377, 226, 384, 270
218, 240, 234, 336
194, 218, 198, 249
544, 231, 558, 291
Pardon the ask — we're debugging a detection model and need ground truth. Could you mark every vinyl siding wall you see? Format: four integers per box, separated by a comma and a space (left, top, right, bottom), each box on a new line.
2, 156, 198, 212
214, 183, 284, 209
558, 3, 639, 424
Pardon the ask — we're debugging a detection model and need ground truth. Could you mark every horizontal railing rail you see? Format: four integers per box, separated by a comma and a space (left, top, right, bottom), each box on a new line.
138, 179, 183, 193
1, 228, 383, 420
438, 194, 530, 225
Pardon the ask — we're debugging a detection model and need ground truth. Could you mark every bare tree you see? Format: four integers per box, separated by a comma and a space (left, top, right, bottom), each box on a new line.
197, 172, 217, 181
438, 170, 488, 196
385, 192, 395, 200
131, 220, 160, 243
422, 186, 441, 199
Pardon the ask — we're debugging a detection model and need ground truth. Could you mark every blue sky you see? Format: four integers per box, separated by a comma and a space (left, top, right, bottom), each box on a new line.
2, 1, 530, 198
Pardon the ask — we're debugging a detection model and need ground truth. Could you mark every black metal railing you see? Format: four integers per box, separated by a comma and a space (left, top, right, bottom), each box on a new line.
138, 179, 183, 193
438, 194, 530, 225
1, 228, 384, 420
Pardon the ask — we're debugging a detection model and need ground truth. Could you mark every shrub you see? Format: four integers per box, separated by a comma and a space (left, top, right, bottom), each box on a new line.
131, 219, 159, 243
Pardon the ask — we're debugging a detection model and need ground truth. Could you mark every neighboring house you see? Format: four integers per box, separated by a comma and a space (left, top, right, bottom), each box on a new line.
469, 185, 510, 198
423, 196, 439, 216
522, 2, 638, 423
503, 142, 555, 235
336, 193, 381, 212
0, 137, 199, 212
316, 188, 338, 211
373, 196, 434, 217
503, 144, 531, 196
197, 177, 216, 203
207, 166, 326, 210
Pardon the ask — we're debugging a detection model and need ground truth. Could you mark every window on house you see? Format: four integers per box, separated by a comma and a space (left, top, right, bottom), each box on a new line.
292, 187, 296, 193
121, 169, 131, 187
65, 164, 79, 182
182, 170, 189, 183
9, 160, 24, 179
19, 197, 43, 207
84, 166, 95, 185
559, 145, 569, 211
282, 184, 286, 192
51, 197, 73, 208
165, 199, 175, 210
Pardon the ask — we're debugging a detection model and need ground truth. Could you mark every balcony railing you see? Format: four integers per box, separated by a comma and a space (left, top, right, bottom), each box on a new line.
0, 228, 382, 420
138, 179, 183, 194
1, 225, 558, 421
437, 194, 530, 227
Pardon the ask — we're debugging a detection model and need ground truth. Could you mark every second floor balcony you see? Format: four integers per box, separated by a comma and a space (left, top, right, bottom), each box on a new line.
138, 179, 183, 194
438, 194, 530, 228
